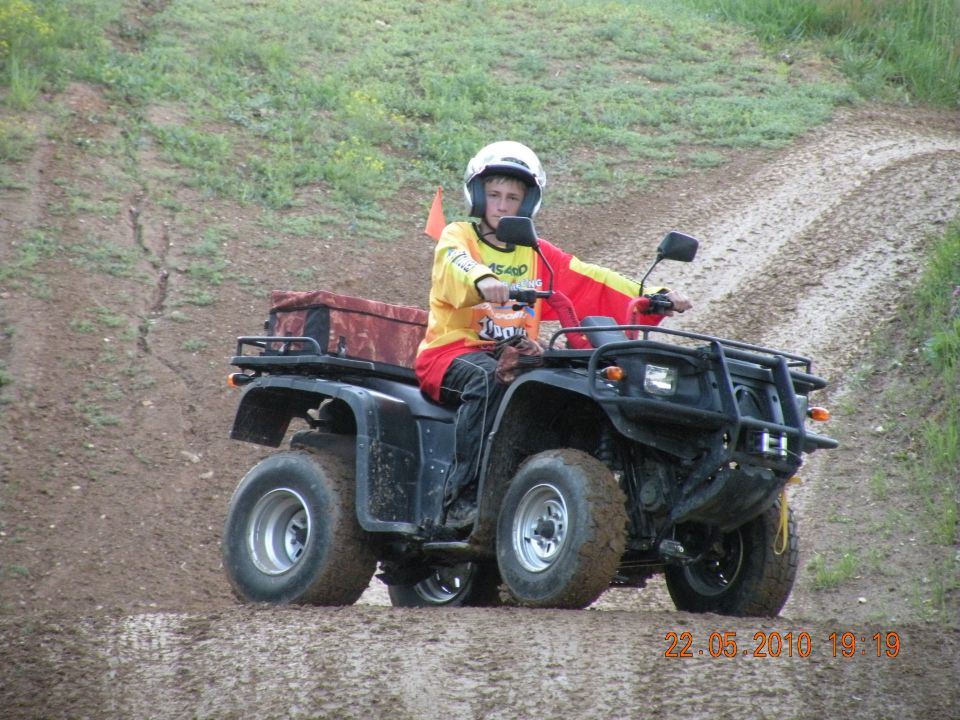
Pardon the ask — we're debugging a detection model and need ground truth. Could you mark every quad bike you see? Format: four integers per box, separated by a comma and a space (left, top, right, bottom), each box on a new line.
221, 218, 836, 615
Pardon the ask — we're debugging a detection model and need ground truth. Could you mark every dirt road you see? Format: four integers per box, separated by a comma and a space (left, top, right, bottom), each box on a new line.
1, 100, 958, 719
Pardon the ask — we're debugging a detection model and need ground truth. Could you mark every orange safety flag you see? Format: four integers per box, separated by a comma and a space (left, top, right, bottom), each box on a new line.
424, 186, 446, 241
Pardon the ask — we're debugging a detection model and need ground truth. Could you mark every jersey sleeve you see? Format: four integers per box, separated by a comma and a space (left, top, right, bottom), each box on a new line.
538, 240, 656, 322
432, 223, 495, 309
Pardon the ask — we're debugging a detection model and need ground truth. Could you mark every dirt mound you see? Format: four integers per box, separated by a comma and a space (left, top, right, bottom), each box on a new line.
1, 97, 958, 718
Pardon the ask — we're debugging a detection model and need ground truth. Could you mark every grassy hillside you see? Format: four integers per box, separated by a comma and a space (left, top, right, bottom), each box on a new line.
6, 0, 855, 222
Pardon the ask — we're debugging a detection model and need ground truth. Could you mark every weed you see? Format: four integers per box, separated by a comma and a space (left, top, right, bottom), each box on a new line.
95, 308, 127, 329
289, 268, 315, 284
261, 211, 343, 238
0, 0, 52, 107
131, 448, 153, 467
75, 401, 120, 428
0, 116, 35, 161
70, 318, 96, 334
181, 338, 207, 352
867, 469, 889, 501
182, 289, 216, 307
688, 150, 727, 168
69, 236, 139, 279
8, 564, 30, 578
809, 549, 860, 590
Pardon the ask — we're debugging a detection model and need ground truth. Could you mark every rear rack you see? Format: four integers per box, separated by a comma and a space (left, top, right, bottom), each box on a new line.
230, 336, 418, 383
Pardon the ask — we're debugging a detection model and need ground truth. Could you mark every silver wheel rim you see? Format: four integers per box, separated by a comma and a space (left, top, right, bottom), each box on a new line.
512, 482, 568, 573
248, 488, 312, 575
415, 562, 476, 604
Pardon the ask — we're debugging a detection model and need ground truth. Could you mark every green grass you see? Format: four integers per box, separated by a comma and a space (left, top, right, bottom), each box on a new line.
801, 222, 959, 621
685, 0, 960, 106
911, 224, 960, 553
2, 0, 951, 231
0, 115, 36, 162
0, 228, 60, 297
809, 549, 860, 590
0, 0, 118, 107
69, 235, 141, 279
2, 0, 860, 218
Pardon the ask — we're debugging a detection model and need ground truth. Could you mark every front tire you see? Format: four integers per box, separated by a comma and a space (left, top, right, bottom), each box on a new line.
387, 562, 502, 607
496, 449, 627, 609
223, 448, 376, 605
664, 500, 798, 617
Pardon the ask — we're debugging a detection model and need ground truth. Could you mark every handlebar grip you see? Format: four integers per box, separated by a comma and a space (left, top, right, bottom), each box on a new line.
508, 289, 552, 305
628, 294, 673, 316
624, 294, 673, 339
646, 293, 674, 313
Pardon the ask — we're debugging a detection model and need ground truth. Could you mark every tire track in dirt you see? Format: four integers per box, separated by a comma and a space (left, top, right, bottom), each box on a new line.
654, 115, 960, 352
566, 108, 960, 385
678, 146, 960, 380
2, 607, 956, 720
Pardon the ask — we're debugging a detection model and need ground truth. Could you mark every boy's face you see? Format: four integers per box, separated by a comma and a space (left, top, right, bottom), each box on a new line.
483, 177, 526, 230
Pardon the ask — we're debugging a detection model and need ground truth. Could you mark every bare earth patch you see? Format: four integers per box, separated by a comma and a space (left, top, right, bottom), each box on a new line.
1, 94, 958, 718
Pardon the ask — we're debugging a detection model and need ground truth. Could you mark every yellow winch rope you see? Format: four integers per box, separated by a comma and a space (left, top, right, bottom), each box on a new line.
774, 476, 803, 555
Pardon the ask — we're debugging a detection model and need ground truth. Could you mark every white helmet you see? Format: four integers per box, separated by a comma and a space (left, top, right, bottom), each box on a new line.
463, 141, 546, 218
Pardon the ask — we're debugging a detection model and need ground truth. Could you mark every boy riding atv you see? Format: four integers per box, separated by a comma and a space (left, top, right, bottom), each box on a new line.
221, 143, 834, 613
417, 141, 692, 529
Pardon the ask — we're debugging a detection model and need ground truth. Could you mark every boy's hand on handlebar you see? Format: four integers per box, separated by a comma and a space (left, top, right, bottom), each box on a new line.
477, 276, 510, 304
665, 290, 692, 314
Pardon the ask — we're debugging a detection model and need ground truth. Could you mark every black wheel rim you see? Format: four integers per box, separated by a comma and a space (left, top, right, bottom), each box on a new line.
681, 527, 745, 597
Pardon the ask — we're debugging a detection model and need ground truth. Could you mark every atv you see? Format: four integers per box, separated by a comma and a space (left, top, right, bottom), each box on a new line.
221, 218, 836, 615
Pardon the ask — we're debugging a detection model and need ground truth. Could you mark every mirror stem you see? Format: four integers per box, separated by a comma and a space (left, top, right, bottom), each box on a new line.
536, 247, 555, 293
638, 254, 663, 296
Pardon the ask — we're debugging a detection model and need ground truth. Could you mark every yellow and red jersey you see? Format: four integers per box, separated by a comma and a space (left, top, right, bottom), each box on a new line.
415, 221, 664, 401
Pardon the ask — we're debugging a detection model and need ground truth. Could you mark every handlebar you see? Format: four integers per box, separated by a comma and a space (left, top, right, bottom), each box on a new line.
624, 294, 673, 340
508, 288, 553, 307
629, 293, 674, 315
508, 290, 674, 316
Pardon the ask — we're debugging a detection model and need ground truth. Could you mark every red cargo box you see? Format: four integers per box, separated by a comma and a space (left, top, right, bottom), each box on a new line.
267, 290, 427, 370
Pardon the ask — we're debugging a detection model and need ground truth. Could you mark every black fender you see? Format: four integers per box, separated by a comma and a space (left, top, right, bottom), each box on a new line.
230, 375, 454, 533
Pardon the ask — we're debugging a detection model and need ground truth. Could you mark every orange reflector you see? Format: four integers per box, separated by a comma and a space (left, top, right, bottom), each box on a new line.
808, 406, 831, 421
600, 366, 626, 381
227, 373, 249, 388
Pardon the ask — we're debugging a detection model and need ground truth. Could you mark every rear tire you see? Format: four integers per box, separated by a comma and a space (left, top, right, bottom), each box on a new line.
387, 562, 502, 607
496, 449, 627, 609
223, 447, 375, 605
664, 501, 798, 617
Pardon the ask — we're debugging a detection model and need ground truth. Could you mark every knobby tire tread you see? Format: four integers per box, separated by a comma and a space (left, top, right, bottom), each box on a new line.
501, 448, 627, 609
294, 446, 376, 606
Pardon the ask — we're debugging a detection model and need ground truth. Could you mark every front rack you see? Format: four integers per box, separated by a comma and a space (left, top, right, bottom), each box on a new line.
547, 322, 818, 375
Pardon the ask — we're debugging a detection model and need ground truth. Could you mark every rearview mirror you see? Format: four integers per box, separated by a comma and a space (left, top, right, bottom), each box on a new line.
657, 231, 699, 263
495, 216, 540, 248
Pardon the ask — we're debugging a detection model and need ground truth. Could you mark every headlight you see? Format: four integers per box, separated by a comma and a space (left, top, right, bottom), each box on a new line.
643, 364, 678, 396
